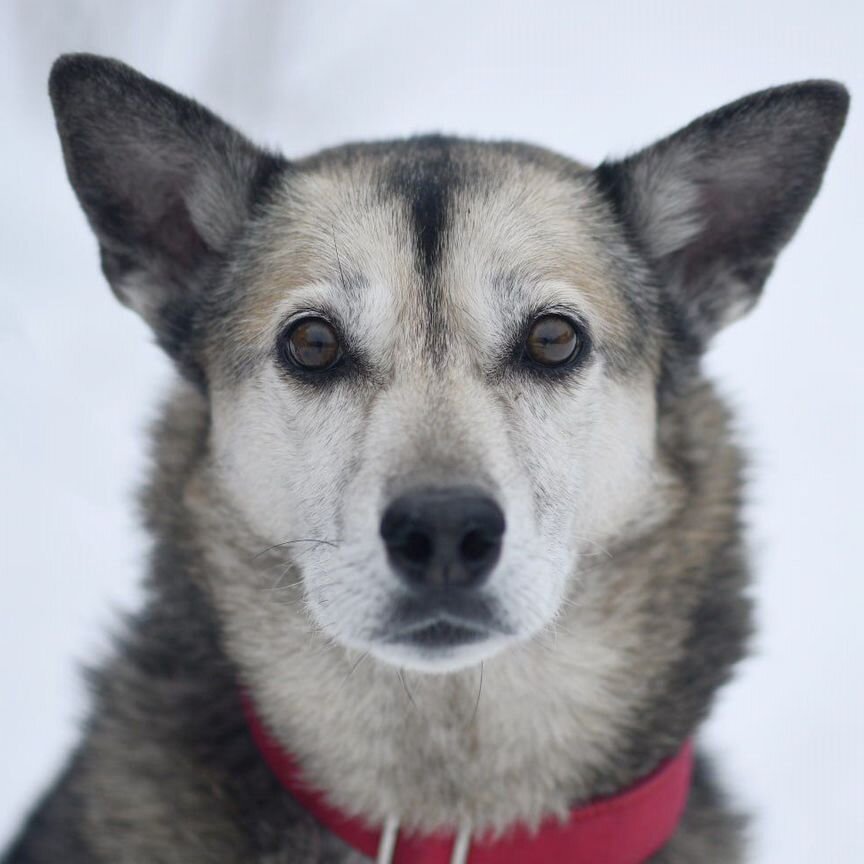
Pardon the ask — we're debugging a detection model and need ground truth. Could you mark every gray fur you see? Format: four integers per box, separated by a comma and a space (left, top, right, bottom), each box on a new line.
4, 54, 848, 862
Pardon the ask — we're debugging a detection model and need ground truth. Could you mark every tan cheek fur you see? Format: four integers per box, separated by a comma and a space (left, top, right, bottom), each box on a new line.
224, 169, 417, 360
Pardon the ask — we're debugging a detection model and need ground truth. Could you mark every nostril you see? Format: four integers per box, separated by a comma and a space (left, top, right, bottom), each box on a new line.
399, 530, 434, 565
460, 529, 497, 563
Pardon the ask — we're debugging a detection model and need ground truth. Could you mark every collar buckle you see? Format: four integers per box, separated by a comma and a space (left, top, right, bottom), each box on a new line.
376, 818, 473, 864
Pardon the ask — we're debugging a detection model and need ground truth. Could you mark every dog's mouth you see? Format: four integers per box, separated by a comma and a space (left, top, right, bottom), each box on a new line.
361, 602, 517, 672
386, 617, 491, 649
377, 592, 513, 655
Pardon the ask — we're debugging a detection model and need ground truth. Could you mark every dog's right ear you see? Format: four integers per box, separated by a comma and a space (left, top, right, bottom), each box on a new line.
49, 54, 286, 379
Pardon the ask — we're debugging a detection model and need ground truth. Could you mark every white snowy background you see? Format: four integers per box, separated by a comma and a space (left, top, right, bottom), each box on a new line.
1, 1, 862, 860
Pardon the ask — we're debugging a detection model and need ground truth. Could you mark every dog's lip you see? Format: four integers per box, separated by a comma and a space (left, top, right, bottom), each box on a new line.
393, 591, 502, 627
381, 594, 513, 648
373, 591, 513, 650
384, 615, 492, 648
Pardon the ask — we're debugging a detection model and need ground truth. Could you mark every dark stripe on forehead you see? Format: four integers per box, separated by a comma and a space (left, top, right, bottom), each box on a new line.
388, 136, 457, 277
387, 136, 462, 360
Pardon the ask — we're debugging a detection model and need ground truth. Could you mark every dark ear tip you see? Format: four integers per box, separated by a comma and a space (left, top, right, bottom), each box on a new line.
824, 81, 850, 130
48, 53, 132, 110
798, 79, 850, 114
777, 79, 850, 134
799, 79, 850, 104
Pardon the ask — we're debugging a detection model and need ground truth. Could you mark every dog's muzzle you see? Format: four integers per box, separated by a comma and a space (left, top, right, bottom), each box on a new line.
378, 487, 506, 648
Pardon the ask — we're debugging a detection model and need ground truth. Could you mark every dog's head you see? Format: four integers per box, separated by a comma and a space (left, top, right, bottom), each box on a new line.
50, 56, 847, 676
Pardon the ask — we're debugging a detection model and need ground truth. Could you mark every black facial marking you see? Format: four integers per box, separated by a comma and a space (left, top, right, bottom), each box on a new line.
392, 136, 455, 277
388, 136, 462, 359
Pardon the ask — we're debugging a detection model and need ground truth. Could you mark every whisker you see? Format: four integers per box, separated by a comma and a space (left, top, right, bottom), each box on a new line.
556, 596, 586, 611
268, 577, 341, 595
572, 535, 614, 559
469, 661, 484, 725
341, 651, 370, 689
251, 537, 339, 562
398, 668, 416, 709
268, 582, 347, 610
263, 574, 303, 594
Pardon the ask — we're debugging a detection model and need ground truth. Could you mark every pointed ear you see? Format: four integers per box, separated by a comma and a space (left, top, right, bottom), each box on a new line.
49, 54, 286, 378
594, 81, 849, 346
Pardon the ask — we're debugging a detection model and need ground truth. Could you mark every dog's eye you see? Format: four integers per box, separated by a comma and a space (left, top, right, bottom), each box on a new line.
524, 315, 586, 367
280, 317, 342, 372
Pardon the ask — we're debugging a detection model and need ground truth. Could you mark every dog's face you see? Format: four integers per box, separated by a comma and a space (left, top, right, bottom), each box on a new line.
207, 146, 662, 671
50, 56, 847, 674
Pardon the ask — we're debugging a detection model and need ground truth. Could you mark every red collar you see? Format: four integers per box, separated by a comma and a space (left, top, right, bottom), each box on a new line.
244, 696, 693, 864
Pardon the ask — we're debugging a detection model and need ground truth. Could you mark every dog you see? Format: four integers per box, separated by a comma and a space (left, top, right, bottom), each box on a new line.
3, 53, 847, 863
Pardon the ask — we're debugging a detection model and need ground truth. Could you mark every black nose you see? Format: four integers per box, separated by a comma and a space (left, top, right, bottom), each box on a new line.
380, 488, 505, 590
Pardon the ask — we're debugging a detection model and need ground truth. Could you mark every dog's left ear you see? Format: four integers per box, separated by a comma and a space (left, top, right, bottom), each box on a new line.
49, 54, 286, 381
595, 81, 849, 346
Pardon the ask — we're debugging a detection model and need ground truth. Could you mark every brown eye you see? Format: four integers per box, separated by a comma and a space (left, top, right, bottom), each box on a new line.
281, 317, 342, 372
524, 314, 585, 368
